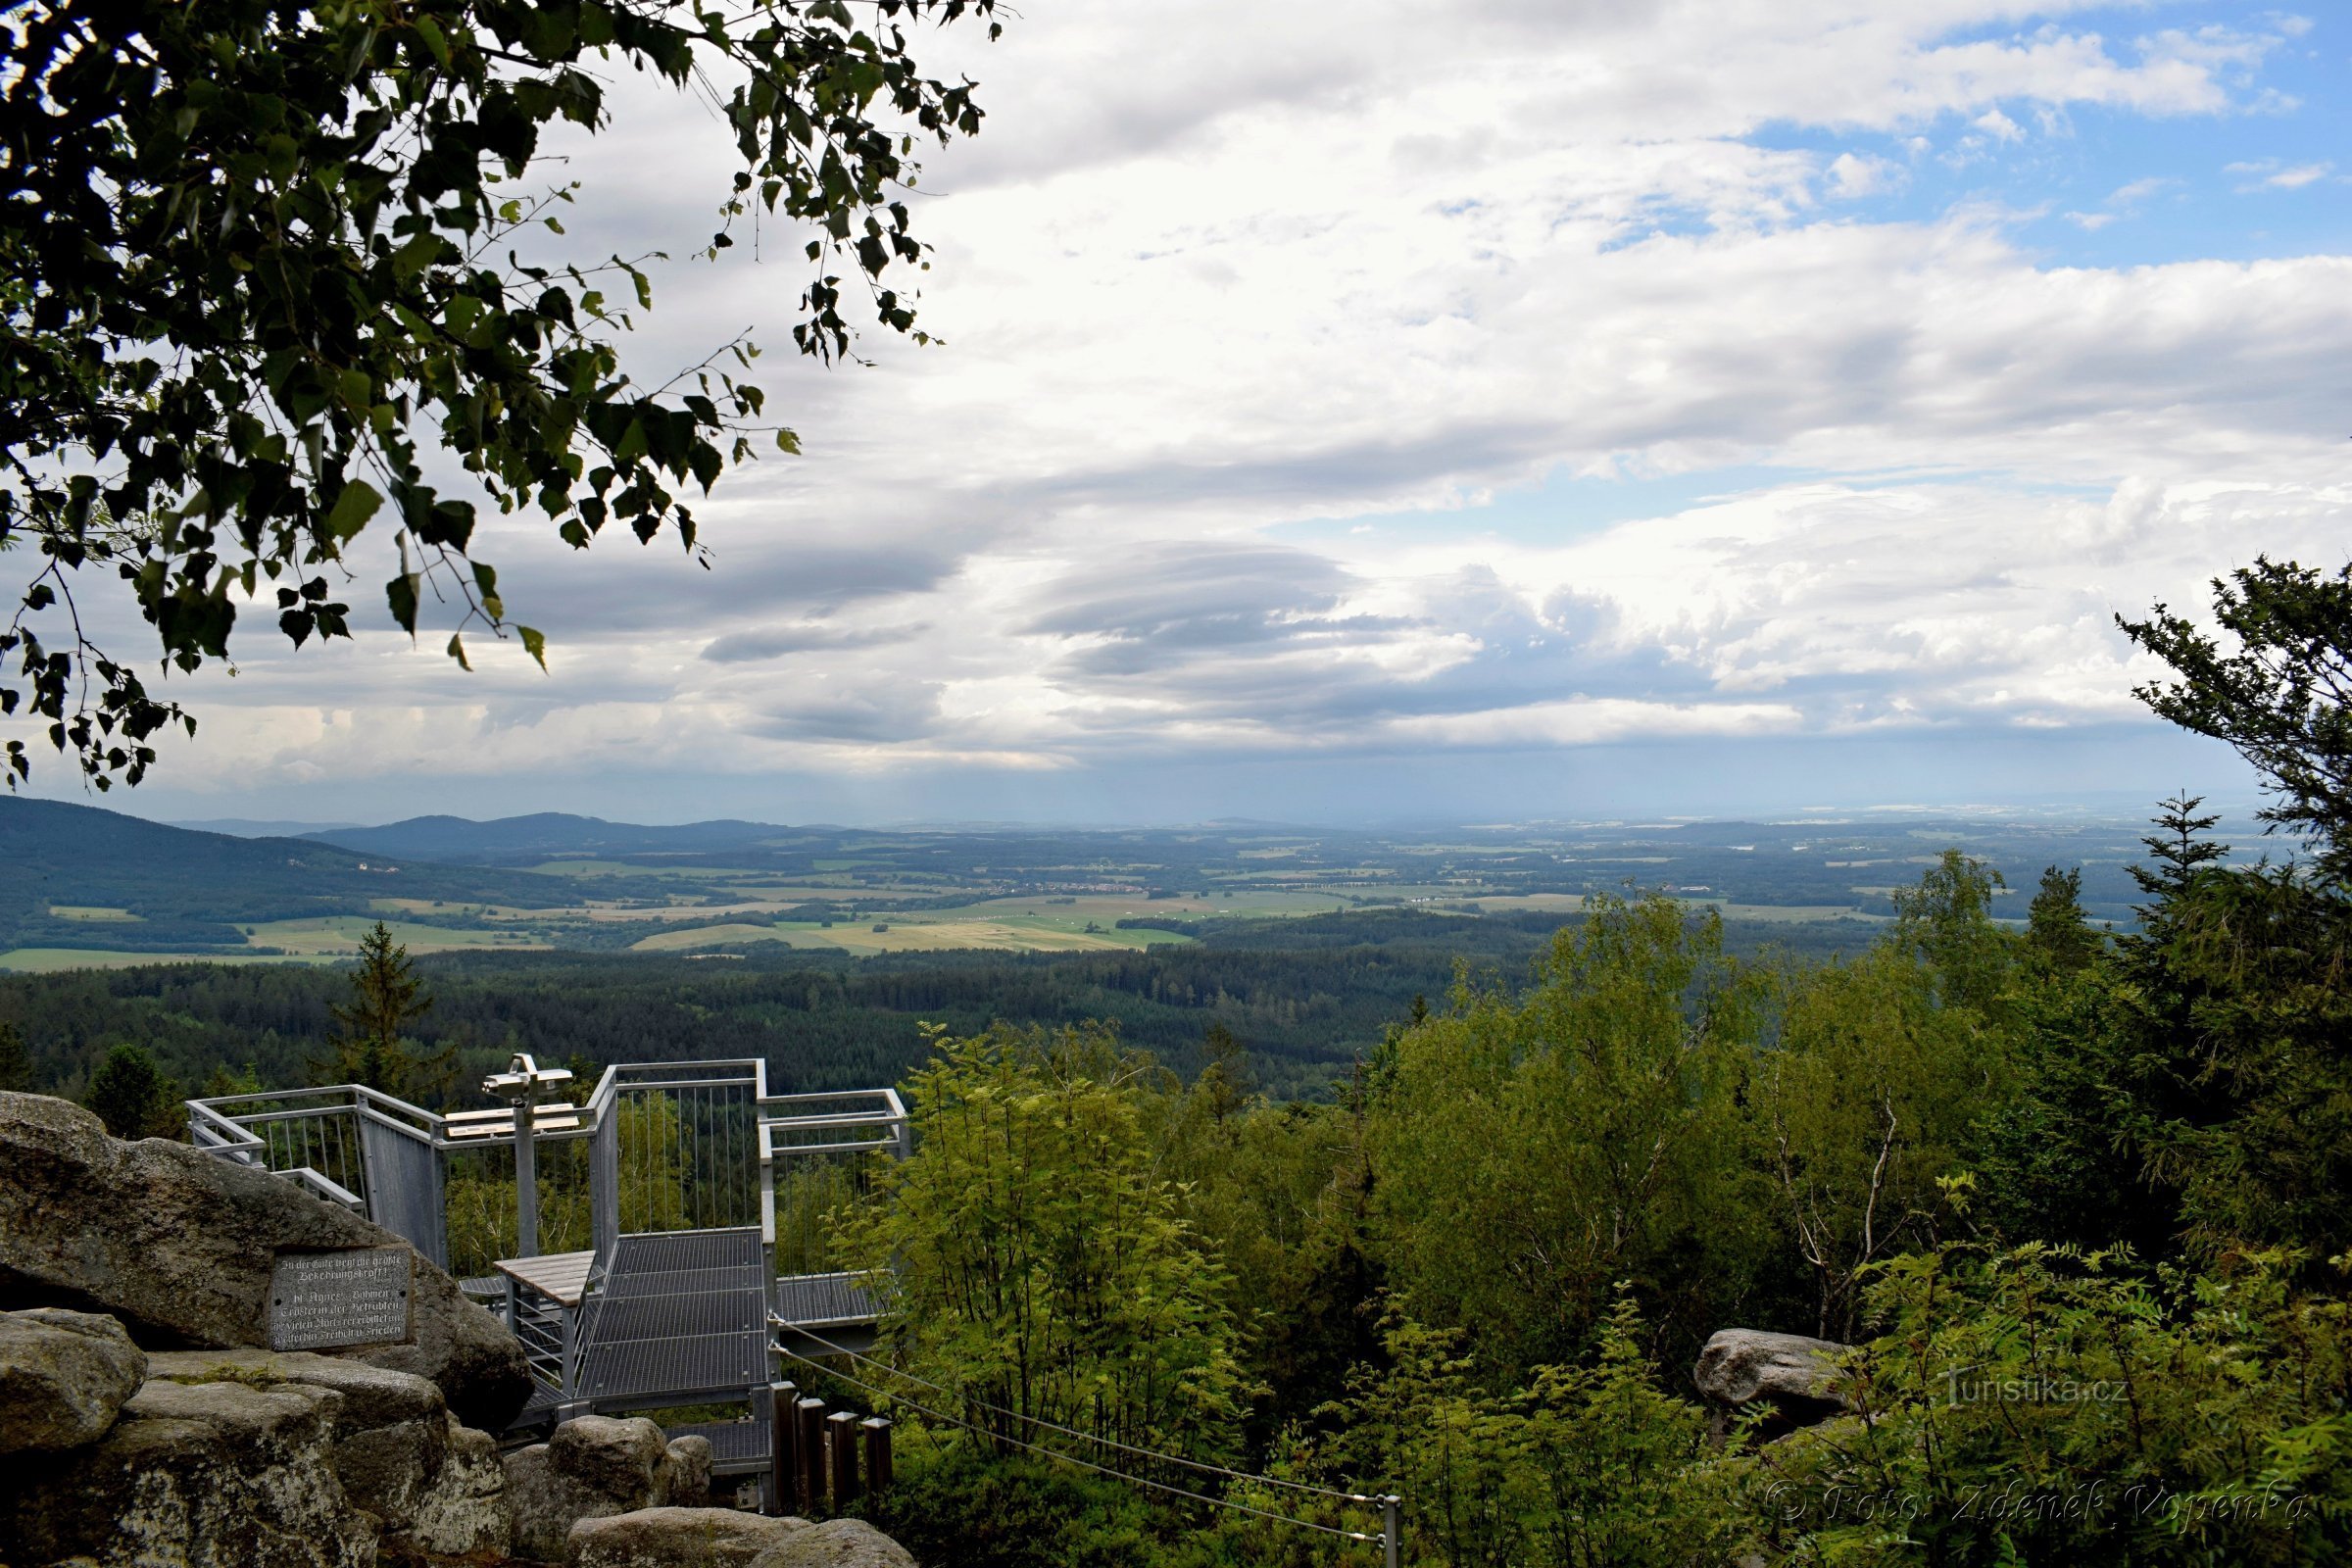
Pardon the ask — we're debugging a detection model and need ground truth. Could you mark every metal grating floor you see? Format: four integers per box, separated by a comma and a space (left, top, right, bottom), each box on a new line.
576, 1228, 770, 1402
665, 1413, 773, 1474
773, 1271, 878, 1328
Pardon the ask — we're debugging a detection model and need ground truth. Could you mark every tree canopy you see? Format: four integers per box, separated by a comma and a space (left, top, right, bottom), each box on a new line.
2, 0, 995, 787
2119, 558, 2352, 879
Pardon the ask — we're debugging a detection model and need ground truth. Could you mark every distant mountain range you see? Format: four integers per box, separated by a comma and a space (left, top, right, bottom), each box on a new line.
171, 817, 368, 838
303, 812, 815, 865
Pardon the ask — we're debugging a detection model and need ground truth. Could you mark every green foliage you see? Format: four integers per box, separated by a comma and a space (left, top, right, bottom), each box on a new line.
443, 1093, 686, 1275
0, 1017, 28, 1091
1888, 848, 2018, 1016
1753, 944, 1999, 1339
1760, 1242, 2352, 1566
316, 920, 453, 1102
1307, 1298, 1753, 1568
1152, 1086, 1384, 1443
1195, 1021, 1255, 1126
1369, 895, 1768, 1374
2026, 864, 2104, 975
3, 0, 997, 787
2113, 862, 2352, 1260
870, 1437, 1164, 1568
2120, 559, 2352, 879
83, 1041, 179, 1138
845, 1022, 1250, 1458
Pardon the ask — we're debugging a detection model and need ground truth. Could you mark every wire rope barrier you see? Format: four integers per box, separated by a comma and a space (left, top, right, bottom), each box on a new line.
769, 1338, 1386, 1545
772, 1314, 1386, 1507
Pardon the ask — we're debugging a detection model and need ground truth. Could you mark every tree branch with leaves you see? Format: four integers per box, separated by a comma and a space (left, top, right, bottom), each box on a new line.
2, 0, 998, 787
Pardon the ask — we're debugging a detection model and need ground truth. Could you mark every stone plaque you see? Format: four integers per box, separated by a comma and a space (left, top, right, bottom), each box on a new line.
268, 1246, 415, 1350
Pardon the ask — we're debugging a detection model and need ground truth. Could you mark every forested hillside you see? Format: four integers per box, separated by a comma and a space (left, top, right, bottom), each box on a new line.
0, 907, 1889, 1107
0, 799, 572, 953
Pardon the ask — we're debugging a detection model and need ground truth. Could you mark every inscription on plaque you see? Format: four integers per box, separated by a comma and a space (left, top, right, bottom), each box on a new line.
268, 1247, 415, 1350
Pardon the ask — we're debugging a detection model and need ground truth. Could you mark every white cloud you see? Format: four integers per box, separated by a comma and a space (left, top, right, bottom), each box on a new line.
1973, 108, 2026, 142
1826, 152, 1905, 199
44, 2, 2351, 815
2227, 157, 2334, 190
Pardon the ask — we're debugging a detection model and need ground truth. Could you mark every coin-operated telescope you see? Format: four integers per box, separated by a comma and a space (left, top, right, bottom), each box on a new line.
480, 1054, 574, 1258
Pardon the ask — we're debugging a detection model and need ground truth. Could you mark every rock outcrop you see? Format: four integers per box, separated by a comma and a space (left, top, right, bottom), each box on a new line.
4, 1373, 378, 1568
1692, 1327, 1850, 1440
0, 1306, 148, 1453
749, 1518, 918, 1568
560, 1513, 916, 1568
505, 1415, 716, 1561
566, 1507, 804, 1568
148, 1348, 511, 1557
0, 1091, 529, 1428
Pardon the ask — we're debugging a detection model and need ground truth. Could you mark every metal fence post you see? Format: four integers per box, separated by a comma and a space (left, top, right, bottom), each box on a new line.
767, 1383, 798, 1516
1383, 1494, 1401, 1568
828, 1410, 860, 1508
796, 1397, 827, 1512
861, 1417, 892, 1499
513, 1101, 539, 1258
558, 1302, 579, 1404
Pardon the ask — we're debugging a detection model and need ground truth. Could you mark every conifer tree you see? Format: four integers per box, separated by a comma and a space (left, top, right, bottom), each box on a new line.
0, 1019, 29, 1092
1196, 1020, 1254, 1125
318, 923, 452, 1102
84, 1043, 174, 1139
2024, 864, 2102, 973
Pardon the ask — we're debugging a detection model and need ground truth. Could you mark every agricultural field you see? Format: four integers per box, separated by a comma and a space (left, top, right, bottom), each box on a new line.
0, 948, 321, 973
3, 796, 2180, 972
238, 916, 552, 956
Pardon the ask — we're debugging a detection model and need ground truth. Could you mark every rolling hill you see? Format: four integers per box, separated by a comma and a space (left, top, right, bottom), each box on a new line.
0, 798, 573, 953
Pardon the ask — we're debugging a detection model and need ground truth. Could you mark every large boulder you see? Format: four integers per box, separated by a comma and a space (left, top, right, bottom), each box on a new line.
0, 1091, 529, 1428
750, 1519, 918, 1568
567, 1507, 805, 1568
0, 1306, 147, 1453
148, 1348, 511, 1557
1692, 1327, 1850, 1440
506, 1415, 716, 1561
0, 1374, 376, 1568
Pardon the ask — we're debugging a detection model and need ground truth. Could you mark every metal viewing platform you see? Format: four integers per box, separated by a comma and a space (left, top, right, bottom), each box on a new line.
186, 1059, 905, 1488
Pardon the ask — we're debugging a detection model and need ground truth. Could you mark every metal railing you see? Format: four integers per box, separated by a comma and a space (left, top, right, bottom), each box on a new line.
505, 1276, 585, 1403
186, 1060, 911, 1312
759, 1087, 907, 1279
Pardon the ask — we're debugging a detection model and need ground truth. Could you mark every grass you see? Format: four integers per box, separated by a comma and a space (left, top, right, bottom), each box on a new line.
238, 916, 552, 955
47, 905, 144, 922
369, 897, 540, 919
0, 948, 324, 973
526, 858, 702, 877
629, 914, 1196, 956
627, 923, 836, 953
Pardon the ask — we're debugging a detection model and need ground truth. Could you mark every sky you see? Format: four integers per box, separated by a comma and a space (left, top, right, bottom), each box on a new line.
44, 1, 2352, 827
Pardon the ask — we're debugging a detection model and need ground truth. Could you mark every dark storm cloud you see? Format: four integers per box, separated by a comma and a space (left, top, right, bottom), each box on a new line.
700, 622, 933, 663
504, 541, 959, 637
746, 679, 947, 743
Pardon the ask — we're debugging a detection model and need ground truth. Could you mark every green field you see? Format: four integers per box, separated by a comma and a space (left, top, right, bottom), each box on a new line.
0, 948, 320, 973
238, 916, 551, 955
631, 914, 1196, 956
46, 906, 144, 922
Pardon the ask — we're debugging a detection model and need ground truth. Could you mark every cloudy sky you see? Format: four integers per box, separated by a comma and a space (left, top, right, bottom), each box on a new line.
70, 2, 2352, 825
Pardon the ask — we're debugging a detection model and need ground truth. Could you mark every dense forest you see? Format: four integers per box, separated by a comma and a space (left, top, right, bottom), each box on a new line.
0, 909, 1875, 1106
